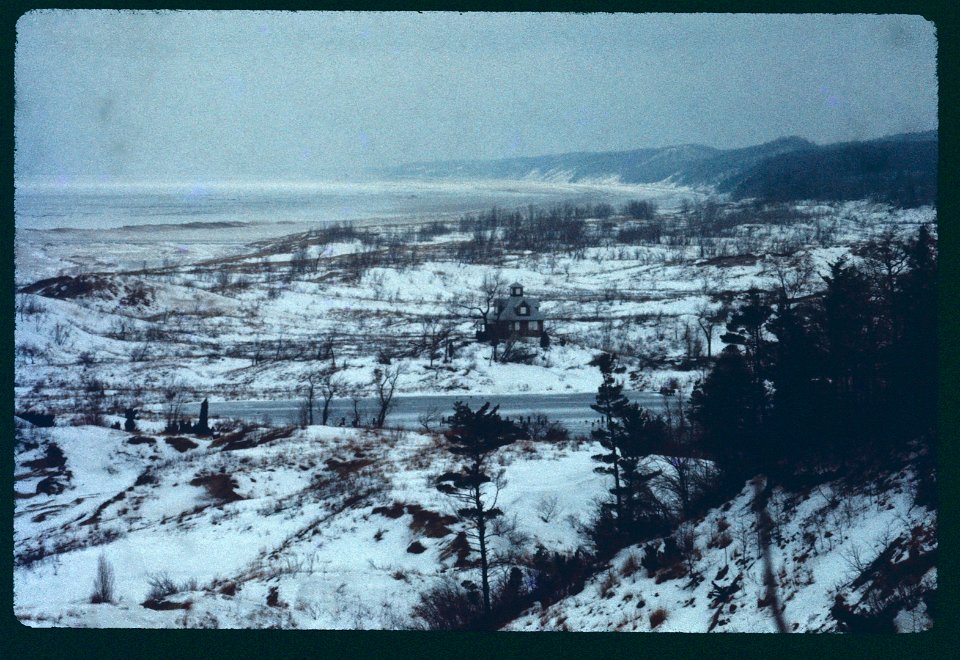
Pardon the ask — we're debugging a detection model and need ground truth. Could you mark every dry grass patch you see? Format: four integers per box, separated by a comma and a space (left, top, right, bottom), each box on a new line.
324, 456, 375, 477
438, 531, 472, 568
621, 552, 641, 578
406, 504, 457, 538
406, 540, 427, 554
598, 571, 618, 599
190, 472, 246, 503
649, 607, 669, 629
165, 436, 199, 452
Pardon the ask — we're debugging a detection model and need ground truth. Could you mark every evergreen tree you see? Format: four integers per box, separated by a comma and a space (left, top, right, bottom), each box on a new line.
691, 346, 757, 478
123, 408, 138, 433
820, 258, 877, 444
589, 353, 632, 521
721, 289, 773, 424
766, 293, 829, 465
618, 407, 669, 535
889, 225, 937, 440
194, 399, 211, 436
589, 353, 668, 548
436, 402, 525, 622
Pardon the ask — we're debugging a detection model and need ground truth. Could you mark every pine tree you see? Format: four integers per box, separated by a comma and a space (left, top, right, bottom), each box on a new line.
691, 346, 757, 478
889, 226, 937, 439
820, 258, 877, 445
766, 293, 828, 465
436, 402, 525, 621
721, 289, 773, 424
589, 353, 632, 521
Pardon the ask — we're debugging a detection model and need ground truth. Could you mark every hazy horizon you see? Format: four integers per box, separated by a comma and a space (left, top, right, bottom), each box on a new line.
16, 11, 938, 180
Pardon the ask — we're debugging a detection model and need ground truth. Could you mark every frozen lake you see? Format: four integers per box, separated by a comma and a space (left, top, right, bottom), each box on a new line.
15, 177, 699, 231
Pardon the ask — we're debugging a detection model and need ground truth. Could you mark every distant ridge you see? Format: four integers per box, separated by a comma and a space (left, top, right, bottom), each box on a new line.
377, 130, 936, 206
725, 131, 937, 207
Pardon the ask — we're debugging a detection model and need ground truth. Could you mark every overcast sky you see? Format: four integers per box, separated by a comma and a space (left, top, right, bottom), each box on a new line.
15, 11, 938, 180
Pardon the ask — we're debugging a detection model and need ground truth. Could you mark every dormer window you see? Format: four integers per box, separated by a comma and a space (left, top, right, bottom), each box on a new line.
519, 304, 529, 316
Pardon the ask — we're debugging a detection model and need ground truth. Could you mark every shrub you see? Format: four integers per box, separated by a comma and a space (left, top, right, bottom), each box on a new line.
598, 571, 618, 599
411, 578, 484, 630
406, 540, 427, 554
649, 607, 669, 629
15, 410, 56, 428
146, 571, 179, 601
90, 554, 116, 604
621, 552, 641, 578
536, 494, 561, 523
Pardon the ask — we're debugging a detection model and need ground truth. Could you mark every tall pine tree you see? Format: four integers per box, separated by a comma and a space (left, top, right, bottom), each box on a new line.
436, 402, 525, 621
589, 353, 633, 521
588, 353, 667, 552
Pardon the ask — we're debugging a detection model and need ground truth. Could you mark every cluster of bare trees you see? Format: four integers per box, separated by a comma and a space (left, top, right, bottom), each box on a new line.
297, 358, 406, 430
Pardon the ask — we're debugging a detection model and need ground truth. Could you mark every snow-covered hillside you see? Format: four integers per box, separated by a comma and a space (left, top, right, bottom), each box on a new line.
14, 191, 937, 630
14, 421, 935, 631
506, 463, 935, 633
15, 423, 608, 628
14, 199, 934, 416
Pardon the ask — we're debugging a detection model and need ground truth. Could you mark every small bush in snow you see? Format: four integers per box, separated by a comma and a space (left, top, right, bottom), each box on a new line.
536, 494, 561, 523
621, 552, 641, 578
412, 578, 491, 630
146, 571, 179, 601
649, 607, 669, 629
598, 571, 619, 599
90, 554, 116, 604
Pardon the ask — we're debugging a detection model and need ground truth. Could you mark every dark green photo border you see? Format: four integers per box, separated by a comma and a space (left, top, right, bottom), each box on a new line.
1, 2, 955, 658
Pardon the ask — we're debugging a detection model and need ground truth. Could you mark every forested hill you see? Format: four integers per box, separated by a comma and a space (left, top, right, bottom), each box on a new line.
378, 136, 813, 187
724, 131, 937, 207
378, 130, 937, 206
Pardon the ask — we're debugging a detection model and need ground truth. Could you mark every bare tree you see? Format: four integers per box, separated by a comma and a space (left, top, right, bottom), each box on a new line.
658, 390, 699, 521
299, 368, 327, 426
251, 335, 264, 366
417, 406, 443, 433
768, 252, 817, 301
418, 318, 454, 368
315, 332, 338, 368
348, 386, 365, 428
162, 379, 187, 432
372, 364, 405, 428
456, 271, 506, 337
694, 302, 730, 359
682, 322, 704, 363
318, 362, 346, 425
290, 243, 311, 278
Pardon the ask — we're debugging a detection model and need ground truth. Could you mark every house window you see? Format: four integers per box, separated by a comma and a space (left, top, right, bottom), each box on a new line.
514, 321, 520, 331
519, 304, 528, 315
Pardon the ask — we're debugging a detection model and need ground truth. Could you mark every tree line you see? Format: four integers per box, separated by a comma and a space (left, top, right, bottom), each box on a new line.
415, 225, 936, 629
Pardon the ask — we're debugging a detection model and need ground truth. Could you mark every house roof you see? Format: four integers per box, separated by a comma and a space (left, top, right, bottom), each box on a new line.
509, 282, 523, 289
495, 294, 545, 322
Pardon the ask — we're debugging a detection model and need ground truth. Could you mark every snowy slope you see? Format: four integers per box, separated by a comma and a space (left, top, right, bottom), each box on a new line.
14, 423, 608, 628
505, 466, 935, 633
